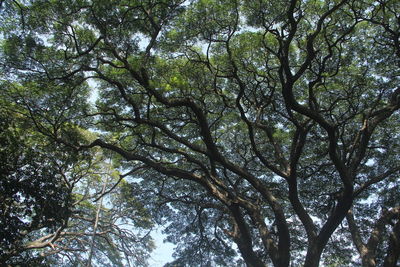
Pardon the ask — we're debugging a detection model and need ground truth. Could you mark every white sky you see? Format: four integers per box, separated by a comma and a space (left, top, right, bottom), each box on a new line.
149, 229, 175, 266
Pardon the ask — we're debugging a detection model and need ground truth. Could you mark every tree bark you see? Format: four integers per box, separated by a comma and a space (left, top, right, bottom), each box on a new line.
304, 192, 353, 267
229, 204, 267, 267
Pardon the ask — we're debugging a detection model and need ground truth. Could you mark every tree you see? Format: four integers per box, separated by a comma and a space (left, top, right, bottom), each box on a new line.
0, 106, 72, 266
0, 86, 154, 266
1, 0, 399, 266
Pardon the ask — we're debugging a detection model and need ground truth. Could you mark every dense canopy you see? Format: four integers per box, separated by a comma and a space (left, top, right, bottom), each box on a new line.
1, 0, 399, 266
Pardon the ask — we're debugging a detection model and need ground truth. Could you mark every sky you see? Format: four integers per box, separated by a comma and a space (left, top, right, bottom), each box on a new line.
148, 229, 176, 267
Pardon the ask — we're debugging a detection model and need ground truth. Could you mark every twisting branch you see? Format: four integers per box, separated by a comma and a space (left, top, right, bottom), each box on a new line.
347, 206, 400, 267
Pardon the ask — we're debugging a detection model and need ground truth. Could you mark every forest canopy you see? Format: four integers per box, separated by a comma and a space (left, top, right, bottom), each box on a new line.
1, 0, 399, 266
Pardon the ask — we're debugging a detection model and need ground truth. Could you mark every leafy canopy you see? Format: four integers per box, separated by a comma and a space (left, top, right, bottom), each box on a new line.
1, 0, 399, 266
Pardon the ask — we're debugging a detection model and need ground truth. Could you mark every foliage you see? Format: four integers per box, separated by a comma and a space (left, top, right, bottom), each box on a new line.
0, 84, 154, 266
0, 108, 72, 262
1, 0, 400, 266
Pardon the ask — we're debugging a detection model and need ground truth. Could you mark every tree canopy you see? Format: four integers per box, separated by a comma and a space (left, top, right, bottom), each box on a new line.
0, 82, 154, 266
1, 0, 399, 266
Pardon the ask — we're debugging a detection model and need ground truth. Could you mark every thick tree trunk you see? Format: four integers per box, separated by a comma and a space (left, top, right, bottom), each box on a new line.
229, 204, 267, 267
304, 193, 353, 267
304, 243, 324, 267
